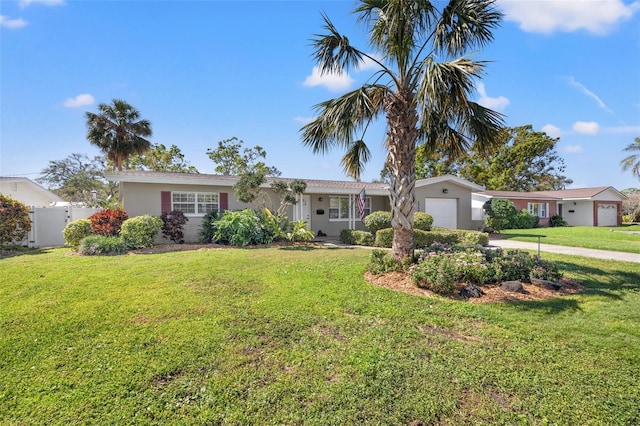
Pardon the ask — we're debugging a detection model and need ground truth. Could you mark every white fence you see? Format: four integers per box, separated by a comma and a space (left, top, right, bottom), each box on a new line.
26, 206, 100, 248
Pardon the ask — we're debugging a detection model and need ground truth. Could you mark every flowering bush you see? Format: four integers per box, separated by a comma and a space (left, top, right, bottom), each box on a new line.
411, 253, 457, 294
530, 258, 562, 282
89, 209, 129, 236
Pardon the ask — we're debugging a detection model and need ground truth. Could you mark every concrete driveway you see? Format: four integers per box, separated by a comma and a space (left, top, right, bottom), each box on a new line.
489, 238, 640, 264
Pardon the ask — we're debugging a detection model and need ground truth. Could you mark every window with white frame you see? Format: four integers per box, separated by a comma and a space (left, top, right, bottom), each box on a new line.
172, 192, 219, 215
328, 195, 371, 220
528, 202, 549, 218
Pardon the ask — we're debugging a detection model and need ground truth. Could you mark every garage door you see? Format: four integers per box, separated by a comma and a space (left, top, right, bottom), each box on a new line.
597, 204, 618, 227
424, 198, 457, 229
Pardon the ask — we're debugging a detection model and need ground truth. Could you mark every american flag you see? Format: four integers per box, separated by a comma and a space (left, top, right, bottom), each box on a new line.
357, 188, 366, 221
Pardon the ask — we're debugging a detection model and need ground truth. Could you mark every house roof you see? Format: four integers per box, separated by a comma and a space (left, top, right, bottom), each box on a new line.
104, 170, 391, 196
416, 174, 485, 192
478, 186, 627, 201
0, 176, 64, 203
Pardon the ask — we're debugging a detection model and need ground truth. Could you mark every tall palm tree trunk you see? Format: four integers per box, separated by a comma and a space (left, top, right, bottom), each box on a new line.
386, 89, 419, 260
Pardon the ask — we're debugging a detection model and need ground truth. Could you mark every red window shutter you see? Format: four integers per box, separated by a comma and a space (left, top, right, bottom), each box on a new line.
161, 191, 172, 214
220, 192, 228, 211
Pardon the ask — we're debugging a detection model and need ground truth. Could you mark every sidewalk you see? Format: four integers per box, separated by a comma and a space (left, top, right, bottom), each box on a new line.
489, 238, 640, 264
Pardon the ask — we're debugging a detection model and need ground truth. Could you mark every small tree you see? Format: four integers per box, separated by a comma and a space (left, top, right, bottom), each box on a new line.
484, 198, 517, 233
271, 179, 307, 216
0, 195, 31, 245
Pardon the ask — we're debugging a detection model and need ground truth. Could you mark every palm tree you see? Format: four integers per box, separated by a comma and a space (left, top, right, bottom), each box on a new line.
301, 0, 504, 260
621, 137, 640, 180
86, 99, 152, 171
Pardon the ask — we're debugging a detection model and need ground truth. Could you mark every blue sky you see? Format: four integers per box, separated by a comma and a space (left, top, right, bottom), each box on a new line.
2, 0, 640, 191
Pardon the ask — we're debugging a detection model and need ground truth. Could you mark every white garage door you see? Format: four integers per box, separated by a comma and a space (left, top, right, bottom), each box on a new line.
597, 204, 618, 227
424, 198, 457, 229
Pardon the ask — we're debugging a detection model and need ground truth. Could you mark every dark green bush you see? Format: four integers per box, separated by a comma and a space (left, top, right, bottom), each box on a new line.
340, 229, 374, 246
367, 249, 402, 274
413, 212, 433, 231
78, 235, 127, 255
213, 209, 264, 246
364, 211, 391, 234
549, 215, 568, 227
199, 210, 221, 243
511, 209, 539, 229
484, 198, 516, 232
0, 194, 31, 245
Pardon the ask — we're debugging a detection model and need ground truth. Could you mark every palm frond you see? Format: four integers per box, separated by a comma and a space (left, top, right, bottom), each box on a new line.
312, 14, 365, 75
300, 85, 388, 154
340, 140, 372, 181
434, 0, 502, 57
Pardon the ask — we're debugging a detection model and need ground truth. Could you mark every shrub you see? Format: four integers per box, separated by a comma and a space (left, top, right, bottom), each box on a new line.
161, 210, 188, 244
120, 215, 163, 248
368, 250, 402, 274
286, 220, 315, 242
374, 228, 393, 248
199, 210, 221, 243
89, 209, 128, 236
511, 209, 539, 229
411, 253, 457, 294
413, 212, 433, 231
78, 235, 127, 255
549, 215, 568, 227
213, 209, 264, 246
256, 208, 287, 244
456, 230, 490, 247
62, 219, 92, 248
340, 229, 374, 246
531, 258, 562, 282
484, 198, 517, 232
364, 211, 391, 234
497, 249, 535, 282
0, 194, 32, 245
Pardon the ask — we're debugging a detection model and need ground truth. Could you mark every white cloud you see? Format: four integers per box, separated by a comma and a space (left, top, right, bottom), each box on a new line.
542, 124, 562, 138
0, 15, 28, 29
356, 54, 382, 72
498, 0, 640, 34
294, 116, 313, 124
19, 0, 64, 7
562, 144, 583, 154
573, 121, 600, 135
476, 83, 510, 112
567, 76, 613, 114
303, 66, 354, 92
63, 93, 94, 108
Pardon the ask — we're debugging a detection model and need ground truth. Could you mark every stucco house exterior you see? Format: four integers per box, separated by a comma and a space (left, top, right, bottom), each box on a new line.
474, 187, 627, 227
104, 171, 484, 243
0, 177, 64, 207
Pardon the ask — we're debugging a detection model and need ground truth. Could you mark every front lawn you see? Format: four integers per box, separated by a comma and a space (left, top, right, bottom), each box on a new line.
2, 246, 639, 424
499, 225, 640, 253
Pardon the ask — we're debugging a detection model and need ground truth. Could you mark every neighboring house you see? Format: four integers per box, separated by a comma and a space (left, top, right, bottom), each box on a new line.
0, 176, 64, 207
104, 171, 483, 243
474, 187, 628, 227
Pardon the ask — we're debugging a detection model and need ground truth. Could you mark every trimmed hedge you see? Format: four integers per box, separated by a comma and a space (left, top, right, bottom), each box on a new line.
340, 229, 375, 246
120, 215, 163, 248
375, 228, 489, 249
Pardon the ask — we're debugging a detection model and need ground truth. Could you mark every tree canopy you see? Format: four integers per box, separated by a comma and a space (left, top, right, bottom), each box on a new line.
86, 99, 152, 171
414, 125, 573, 191
620, 136, 640, 181
129, 144, 199, 173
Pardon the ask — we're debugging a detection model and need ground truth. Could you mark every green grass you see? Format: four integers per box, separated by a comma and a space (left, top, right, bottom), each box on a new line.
500, 225, 640, 253
2, 246, 640, 425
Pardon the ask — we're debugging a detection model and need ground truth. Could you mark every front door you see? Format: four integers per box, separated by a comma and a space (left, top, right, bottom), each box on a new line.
295, 195, 311, 227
